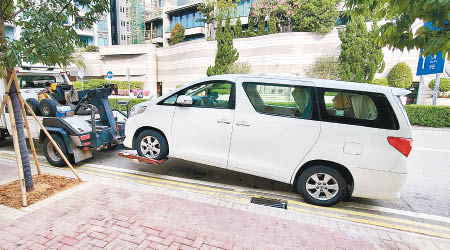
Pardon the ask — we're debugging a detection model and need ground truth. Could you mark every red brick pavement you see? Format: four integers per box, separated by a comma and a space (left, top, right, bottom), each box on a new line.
0, 181, 419, 250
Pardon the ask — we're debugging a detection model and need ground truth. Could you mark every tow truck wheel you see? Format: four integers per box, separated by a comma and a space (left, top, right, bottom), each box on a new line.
39, 99, 58, 117
25, 98, 41, 116
43, 134, 72, 167
136, 130, 168, 160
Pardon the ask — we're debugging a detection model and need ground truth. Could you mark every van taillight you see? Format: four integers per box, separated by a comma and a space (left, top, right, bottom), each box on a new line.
387, 137, 413, 157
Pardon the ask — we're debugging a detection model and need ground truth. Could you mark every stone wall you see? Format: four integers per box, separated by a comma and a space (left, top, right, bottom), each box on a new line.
75, 30, 427, 95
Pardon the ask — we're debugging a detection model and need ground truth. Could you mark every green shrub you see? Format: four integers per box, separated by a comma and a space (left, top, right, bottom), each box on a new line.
83, 45, 99, 52
387, 63, 413, 89
170, 23, 185, 45
371, 78, 388, 86
292, 0, 340, 34
428, 78, 450, 93
405, 105, 450, 127
73, 79, 144, 90
229, 61, 252, 74
306, 56, 341, 80
108, 98, 148, 111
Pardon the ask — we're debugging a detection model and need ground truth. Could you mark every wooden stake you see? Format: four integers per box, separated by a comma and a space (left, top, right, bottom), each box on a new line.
6, 96, 27, 207
22, 100, 82, 181
11, 71, 41, 175
0, 75, 14, 119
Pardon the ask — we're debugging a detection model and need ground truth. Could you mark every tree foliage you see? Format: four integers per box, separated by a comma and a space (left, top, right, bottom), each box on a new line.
338, 17, 385, 83
268, 14, 277, 34
257, 16, 265, 36
345, 0, 450, 57
169, 23, 185, 45
207, 16, 239, 76
429, 78, 450, 93
387, 63, 413, 89
291, 0, 339, 34
247, 13, 257, 37
234, 17, 243, 38
306, 55, 342, 80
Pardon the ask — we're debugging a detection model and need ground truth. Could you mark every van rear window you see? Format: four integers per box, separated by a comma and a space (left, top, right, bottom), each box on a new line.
318, 88, 399, 130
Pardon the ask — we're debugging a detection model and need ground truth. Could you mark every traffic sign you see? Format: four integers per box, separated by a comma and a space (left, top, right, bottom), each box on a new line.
107, 71, 114, 79
416, 51, 445, 76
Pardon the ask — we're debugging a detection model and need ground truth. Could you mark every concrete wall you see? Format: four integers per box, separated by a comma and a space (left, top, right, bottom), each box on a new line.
72, 44, 158, 95
75, 30, 428, 95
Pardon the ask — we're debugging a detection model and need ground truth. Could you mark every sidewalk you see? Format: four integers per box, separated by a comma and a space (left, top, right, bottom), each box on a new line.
1, 160, 450, 250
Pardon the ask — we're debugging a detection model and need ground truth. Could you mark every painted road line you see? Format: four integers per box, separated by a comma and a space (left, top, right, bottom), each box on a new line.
343, 202, 450, 225
2, 154, 450, 239
79, 163, 450, 234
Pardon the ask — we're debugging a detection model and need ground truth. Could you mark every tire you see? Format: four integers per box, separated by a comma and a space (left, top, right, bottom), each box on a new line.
39, 99, 58, 117
297, 165, 347, 206
25, 98, 41, 116
136, 130, 168, 160
43, 134, 72, 167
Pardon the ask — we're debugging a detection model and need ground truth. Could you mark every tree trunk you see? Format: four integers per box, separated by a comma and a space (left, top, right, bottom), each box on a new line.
0, 13, 34, 191
8, 73, 34, 191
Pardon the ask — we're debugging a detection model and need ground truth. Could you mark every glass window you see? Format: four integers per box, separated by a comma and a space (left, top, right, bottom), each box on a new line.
187, 12, 193, 28
79, 35, 93, 46
160, 82, 234, 109
245, 83, 312, 119
98, 37, 108, 46
6, 26, 14, 41
98, 20, 108, 31
318, 88, 399, 130
18, 76, 57, 89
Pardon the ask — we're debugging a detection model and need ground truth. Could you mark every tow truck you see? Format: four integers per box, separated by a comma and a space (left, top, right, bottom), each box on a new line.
0, 66, 128, 166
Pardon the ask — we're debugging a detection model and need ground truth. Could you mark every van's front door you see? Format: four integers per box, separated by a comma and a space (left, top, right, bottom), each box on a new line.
171, 81, 235, 168
228, 78, 320, 183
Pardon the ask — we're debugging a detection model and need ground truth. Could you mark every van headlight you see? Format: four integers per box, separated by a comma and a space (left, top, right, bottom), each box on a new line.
130, 105, 147, 117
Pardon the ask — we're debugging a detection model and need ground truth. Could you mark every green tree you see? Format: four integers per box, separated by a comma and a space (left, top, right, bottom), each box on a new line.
0, 0, 109, 191
339, 17, 385, 83
169, 23, 185, 45
257, 16, 265, 36
247, 12, 256, 37
229, 61, 252, 74
387, 63, 413, 89
268, 14, 277, 34
207, 16, 239, 76
197, 0, 217, 39
216, 15, 223, 40
234, 17, 243, 38
292, 0, 339, 34
345, 0, 450, 57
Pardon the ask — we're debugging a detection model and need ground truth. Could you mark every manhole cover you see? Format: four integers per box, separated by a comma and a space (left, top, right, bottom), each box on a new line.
250, 197, 288, 209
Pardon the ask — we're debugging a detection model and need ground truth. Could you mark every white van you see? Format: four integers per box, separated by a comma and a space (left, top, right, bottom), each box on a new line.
123, 75, 413, 206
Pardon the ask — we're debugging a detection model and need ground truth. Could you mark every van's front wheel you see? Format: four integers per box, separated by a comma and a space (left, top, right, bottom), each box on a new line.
136, 130, 168, 160
297, 165, 347, 206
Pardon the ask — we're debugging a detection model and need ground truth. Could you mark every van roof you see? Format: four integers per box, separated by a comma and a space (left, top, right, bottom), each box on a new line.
200, 74, 410, 96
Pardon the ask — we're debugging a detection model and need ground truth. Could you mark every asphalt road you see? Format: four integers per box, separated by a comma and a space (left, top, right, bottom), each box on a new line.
1, 127, 449, 218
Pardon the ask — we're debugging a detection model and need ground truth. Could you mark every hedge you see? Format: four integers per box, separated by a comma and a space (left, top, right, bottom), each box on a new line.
428, 78, 450, 93
73, 79, 144, 90
109, 98, 148, 111
405, 105, 450, 127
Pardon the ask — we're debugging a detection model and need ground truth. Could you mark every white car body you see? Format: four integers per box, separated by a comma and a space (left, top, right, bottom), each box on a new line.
124, 75, 412, 201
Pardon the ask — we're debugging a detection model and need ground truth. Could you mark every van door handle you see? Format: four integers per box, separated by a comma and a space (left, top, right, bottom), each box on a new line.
236, 122, 250, 127
217, 120, 231, 124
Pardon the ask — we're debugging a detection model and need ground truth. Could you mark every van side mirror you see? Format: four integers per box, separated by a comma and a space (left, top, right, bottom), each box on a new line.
176, 95, 193, 106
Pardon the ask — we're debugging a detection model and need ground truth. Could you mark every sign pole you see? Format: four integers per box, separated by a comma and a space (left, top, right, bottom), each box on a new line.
432, 73, 441, 106
81, 77, 84, 90
127, 67, 131, 97
416, 75, 424, 105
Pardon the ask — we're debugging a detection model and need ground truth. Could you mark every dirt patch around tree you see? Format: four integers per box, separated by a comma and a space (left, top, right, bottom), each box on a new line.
0, 174, 81, 208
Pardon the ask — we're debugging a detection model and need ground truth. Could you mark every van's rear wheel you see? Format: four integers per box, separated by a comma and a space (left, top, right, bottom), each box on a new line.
297, 165, 347, 206
136, 130, 168, 160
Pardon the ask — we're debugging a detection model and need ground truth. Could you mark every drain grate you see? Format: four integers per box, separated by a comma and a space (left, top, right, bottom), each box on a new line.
250, 197, 288, 209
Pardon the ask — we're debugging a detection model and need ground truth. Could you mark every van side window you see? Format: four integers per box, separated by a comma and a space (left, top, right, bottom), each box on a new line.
318, 88, 399, 130
244, 83, 313, 119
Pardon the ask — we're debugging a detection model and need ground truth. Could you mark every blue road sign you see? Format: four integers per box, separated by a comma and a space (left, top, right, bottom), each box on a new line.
417, 51, 445, 76
107, 71, 114, 79
416, 22, 446, 76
